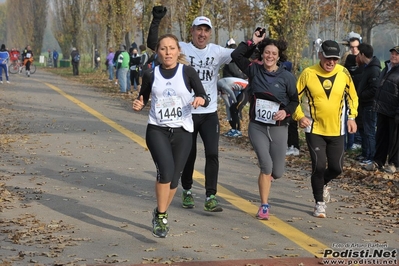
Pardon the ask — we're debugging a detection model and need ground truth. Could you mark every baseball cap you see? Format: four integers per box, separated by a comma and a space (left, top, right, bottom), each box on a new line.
321, 40, 340, 59
389, 46, 399, 53
192, 16, 212, 28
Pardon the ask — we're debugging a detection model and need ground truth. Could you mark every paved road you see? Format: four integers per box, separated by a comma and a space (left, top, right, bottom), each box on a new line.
0, 69, 397, 266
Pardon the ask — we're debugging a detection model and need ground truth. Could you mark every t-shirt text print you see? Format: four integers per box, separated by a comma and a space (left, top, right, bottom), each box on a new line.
180, 42, 232, 114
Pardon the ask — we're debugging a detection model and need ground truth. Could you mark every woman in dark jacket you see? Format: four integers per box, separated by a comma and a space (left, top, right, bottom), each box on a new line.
231, 29, 298, 220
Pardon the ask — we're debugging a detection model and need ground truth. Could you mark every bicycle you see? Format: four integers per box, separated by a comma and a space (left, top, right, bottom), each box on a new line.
9, 60, 36, 74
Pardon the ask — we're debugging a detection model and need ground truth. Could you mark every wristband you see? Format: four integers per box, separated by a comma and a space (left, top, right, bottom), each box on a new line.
348, 118, 355, 120
246, 39, 255, 46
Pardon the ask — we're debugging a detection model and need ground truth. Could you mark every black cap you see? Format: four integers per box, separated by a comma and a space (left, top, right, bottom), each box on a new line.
321, 40, 340, 59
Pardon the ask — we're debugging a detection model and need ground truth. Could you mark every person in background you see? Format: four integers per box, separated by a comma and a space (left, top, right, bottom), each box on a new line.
53, 49, 59, 68
129, 47, 141, 91
132, 33, 208, 238
139, 44, 149, 76
0, 44, 10, 84
21, 45, 34, 77
217, 77, 249, 137
222, 38, 247, 80
147, 6, 233, 212
232, 30, 299, 220
70, 47, 80, 76
106, 47, 115, 81
116, 44, 129, 93
293, 40, 358, 218
355, 43, 380, 166
9, 48, 20, 64
364, 45, 399, 174
94, 48, 100, 69
344, 32, 364, 152
283, 60, 300, 156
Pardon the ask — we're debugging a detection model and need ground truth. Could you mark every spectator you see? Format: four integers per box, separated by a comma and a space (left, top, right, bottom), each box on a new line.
139, 44, 149, 76
364, 45, 399, 174
129, 47, 141, 91
293, 40, 358, 218
344, 32, 364, 152
94, 48, 100, 69
70, 47, 80, 76
116, 44, 129, 93
283, 60, 300, 156
356, 43, 380, 165
106, 47, 115, 81
53, 49, 59, 68
217, 77, 249, 137
222, 38, 247, 79
0, 44, 10, 84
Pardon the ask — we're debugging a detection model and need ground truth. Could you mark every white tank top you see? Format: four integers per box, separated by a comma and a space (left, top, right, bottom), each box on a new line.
148, 64, 194, 132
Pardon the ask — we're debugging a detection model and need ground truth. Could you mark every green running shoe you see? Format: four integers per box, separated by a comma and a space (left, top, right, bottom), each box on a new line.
204, 195, 223, 212
152, 208, 169, 238
182, 190, 195, 208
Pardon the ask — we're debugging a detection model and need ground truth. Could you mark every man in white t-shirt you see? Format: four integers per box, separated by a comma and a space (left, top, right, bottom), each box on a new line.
147, 6, 233, 212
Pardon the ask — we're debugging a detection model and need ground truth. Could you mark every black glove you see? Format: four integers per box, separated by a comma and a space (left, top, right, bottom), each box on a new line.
395, 114, 399, 124
152, 6, 167, 19
254, 27, 266, 37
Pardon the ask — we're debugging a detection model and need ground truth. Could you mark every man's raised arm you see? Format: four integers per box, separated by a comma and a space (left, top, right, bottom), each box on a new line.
146, 6, 167, 51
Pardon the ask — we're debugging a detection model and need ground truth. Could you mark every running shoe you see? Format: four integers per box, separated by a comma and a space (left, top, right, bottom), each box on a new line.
323, 185, 331, 203
256, 204, 270, 220
182, 190, 195, 209
152, 208, 169, 238
383, 164, 396, 174
0, 81, 2, 84
286, 145, 300, 156
204, 195, 223, 212
6, 81, 10, 84
363, 161, 381, 171
232, 129, 242, 137
313, 202, 326, 218
223, 129, 235, 137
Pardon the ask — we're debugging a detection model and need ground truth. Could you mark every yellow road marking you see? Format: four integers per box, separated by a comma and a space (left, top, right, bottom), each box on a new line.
44, 81, 328, 257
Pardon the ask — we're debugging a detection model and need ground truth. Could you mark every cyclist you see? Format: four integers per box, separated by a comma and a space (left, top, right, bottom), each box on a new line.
20, 45, 34, 77
9, 48, 20, 64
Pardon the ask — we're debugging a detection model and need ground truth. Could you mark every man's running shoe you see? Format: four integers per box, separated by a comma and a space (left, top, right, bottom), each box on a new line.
182, 190, 195, 208
152, 208, 169, 238
363, 161, 381, 171
383, 164, 396, 174
204, 195, 223, 212
286, 145, 300, 156
359, 160, 373, 166
223, 129, 235, 137
232, 129, 242, 137
323, 185, 331, 203
256, 204, 270, 220
313, 202, 326, 218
